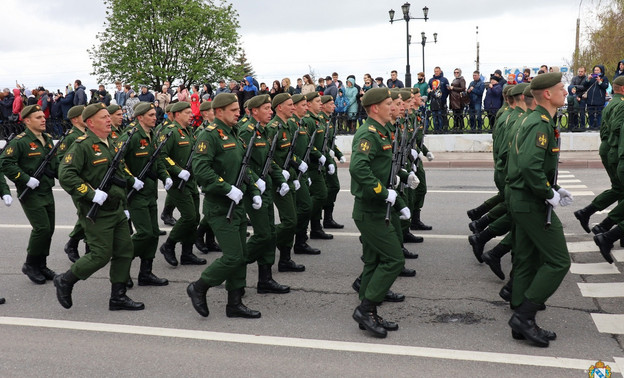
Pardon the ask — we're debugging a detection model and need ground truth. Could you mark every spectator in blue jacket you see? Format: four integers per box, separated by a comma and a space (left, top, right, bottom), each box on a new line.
584, 64, 609, 129
344, 78, 358, 131
467, 70, 485, 130
483, 75, 503, 129
114, 81, 126, 107
59, 90, 75, 119
73, 80, 87, 105
138, 85, 155, 103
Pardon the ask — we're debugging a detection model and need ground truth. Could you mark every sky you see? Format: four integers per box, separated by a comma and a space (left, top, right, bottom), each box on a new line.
0, 0, 595, 93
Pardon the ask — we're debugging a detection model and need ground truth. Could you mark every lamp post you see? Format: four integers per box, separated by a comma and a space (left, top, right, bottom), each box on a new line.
389, 3, 429, 87
420, 32, 437, 74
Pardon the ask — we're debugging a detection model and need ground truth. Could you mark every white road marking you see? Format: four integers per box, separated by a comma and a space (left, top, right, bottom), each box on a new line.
557, 175, 575, 178
0, 316, 618, 373
558, 179, 582, 183
559, 171, 570, 174
570, 263, 621, 275
327, 231, 468, 240
591, 314, 624, 335
569, 191, 595, 196
560, 184, 587, 189
566, 241, 599, 253
578, 282, 624, 298
612, 250, 624, 263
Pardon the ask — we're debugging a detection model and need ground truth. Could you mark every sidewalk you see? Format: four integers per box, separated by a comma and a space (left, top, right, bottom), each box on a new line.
423, 151, 603, 169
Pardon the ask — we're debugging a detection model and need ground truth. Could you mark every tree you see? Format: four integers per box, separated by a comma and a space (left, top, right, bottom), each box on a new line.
230, 50, 256, 81
89, 0, 241, 91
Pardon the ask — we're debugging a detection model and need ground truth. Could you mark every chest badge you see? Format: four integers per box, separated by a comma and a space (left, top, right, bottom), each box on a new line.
92, 144, 102, 156
29, 142, 38, 151
217, 129, 228, 140
139, 139, 149, 149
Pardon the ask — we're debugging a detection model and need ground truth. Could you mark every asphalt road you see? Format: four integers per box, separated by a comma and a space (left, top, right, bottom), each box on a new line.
0, 167, 622, 377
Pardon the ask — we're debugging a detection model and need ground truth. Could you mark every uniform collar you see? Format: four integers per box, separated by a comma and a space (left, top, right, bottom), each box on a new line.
534, 105, 553, 123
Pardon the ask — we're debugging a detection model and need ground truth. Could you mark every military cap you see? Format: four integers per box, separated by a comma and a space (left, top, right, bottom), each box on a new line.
82, 103, 108, 121
399, 90, 412, 101
170, 101, 191, 113
530, 72, 562, 90
199, 101, 213, 111
165, 104, 174, 113
272, 93, 292, 108
502, 85, 514, 97
67, 105, 85, 120
523, 85, 533, 97
361, 88, 391, 107
21, 104, 42, 119
243, 100, 250, 109
304, 92, 319, 101
510, 83, 529, 96
411, 87, 420, 95
107, 104, 122, 114
390, 89, 401, 100
321, 95, 334, 104
134, 102, 155, 117
291, 94, 305, 104
613, 76, 624, 86
247, 94, 271, 109
212, 93, 238, 109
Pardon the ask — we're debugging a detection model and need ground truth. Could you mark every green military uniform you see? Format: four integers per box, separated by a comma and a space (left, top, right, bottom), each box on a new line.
156, 112, 178, 226
195, 119, 220, 253
319, 108, 344, 228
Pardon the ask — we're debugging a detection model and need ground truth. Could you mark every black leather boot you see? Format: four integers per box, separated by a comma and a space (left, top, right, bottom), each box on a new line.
39, 256, 56, 281
257, 264, 290, 294
159, 238, 178, 266
469, 214, 491, 234
398, 266, 416, 277
352, 276, 361, 293
594, 226, 623, 264
53, 270, 79, 309
109, 282, 145, 311
293, 232, 321, 255
352, 298, 387, 338
204, 234, 222, 252
186, 279, 210, 317
323, 206, 344, 229
138, 259, 169, 286
22, 255, 46, 284
468, 228, 495, 263
592, 216, 616, 235
467, 203, 489, 221
402, 247, 419, 259
226, 288, 261, 318
353, 276, 405, 302
194, 225, 210, 254
310, 219, 333, 239
411, 210, 432, 230
180, 243, 207, 265
160, 206, 177, 226
403, 231, 423, 243
277, 246, 305, 272
0, 297, 4, 305
499, 279, 512, 302
64, 237, 80, 263
358, 315, 399, 331
481, 242, 511, 280
574, 203, 598, 233
126, 277, 134, 289
508, 299, 550, 347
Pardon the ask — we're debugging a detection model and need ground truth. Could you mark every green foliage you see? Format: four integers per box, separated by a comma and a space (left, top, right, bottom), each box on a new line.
230, 50, 255, 81
89, 0, 241, 90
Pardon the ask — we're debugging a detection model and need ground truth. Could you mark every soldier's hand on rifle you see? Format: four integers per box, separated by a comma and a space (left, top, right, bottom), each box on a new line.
298, 161, 308, 173
418, 151, 425, 161
557, 188, 574, 206
226, 186, 243, 204
339, 156, 346, 164
164, 177, 173, 191
278, 182, 290, 197
329, 150, 335, 158
327, 164, 336, 175
319, 155, 327, 166
252, 195, 262, 210
545, 190, 560, 209
410, 149, 418, 161
132, 177, 144, 191
124, 210, 130, 219
2, 195, 12, 207
407, 172, 420, 189
399, 207, 411, 220
293, 180, 301, 191
255, 178, 266, 194
281, 170, 290, 181
178, 169, 191, 182
426, 152, 435, 161
307, 178, 312, 186
92, 189, 108, 205
26, 177, 40, 189
385, 189, 397, 206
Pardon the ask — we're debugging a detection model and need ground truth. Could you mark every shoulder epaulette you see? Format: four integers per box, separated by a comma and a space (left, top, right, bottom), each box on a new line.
540, 114, 549, 122
75, 135, 88, 143
288, 117, 294, 123
241, 117, 248, 123
368, 126, 376, 133
303, 114, 310, 118
206, 125, 216, 131
44, 133, 52, 138
68, 129, 74, 134
167, 124, 176, 129
270, 121, 279, 128
247, 124, 255, 131
16, 132, 25, 139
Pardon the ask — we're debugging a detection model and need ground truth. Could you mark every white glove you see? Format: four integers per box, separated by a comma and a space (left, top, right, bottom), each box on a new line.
92, 189, 108, 205
124, 210, 130, 219
329, 149, 335, 158
319, 155, 327, 166
282, 170, 290, 181
298, 161, 308, 173
178, 169, 191, 181
407, 172, 420, 189
252, 195, 262, 210
339, 156, 346, 164
132, 177, 144, 191
308, 177, 312, 186
164, 177, 173, 191
557, 188, 574, 207
426, 152, 434, 161
279, 182, 290, 197
255, 178, 266, 194
399, 207, 411, 220
293, 180, 301, 191
545, 190, 561, 208
327, 164, 336, 175
410, 149, 418, 160
395, 175, 401, 186
412, 163, 418, 172
226, 186, 243, 204
2, 194, 12, 207
418, 151, 425, 160
26, 177, 40, 189
385, 189, 397, 206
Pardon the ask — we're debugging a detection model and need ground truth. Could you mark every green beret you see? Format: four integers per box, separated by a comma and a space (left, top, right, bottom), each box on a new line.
390, 90, 401, 100
199, 101, 212, 111
530, 72, 562, 90
411, 88, 420, 95
321, 95, 333, 104
247, 94, 271, 109
107, 104, 121, 114
399, 90, 412, 101
243, 100, 250, 109
510, 83, 529, 96
613, 76, 624, 86
523, 85, 533, 97
291, 94, 305, 104
21, 104, 42, 119
165, 104, 174, 113
304, 92, 319, 101
67, 105, 85, 120
503, 85, 514, 97
82, 103, 109, 122
134, 102, 155, 117
272, 93, 292, 108
212, 93, 238, 109
170, 101, 191, 113
361, 88, 391, 107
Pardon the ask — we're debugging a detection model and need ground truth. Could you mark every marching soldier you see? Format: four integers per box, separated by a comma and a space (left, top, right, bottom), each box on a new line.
0, 105, 57, 284
54, 103, 144, 311
108, 104, 124, 140
0, 144, 13, 304
186, 93, 262, 318
158, 101, 206, 266
159, 103, 178, 226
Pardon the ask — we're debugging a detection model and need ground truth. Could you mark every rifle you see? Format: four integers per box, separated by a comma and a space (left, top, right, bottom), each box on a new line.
226, 122, 259, 222
18, 129, 70, 201
86, 127, 137, 223
260, 123, 282, 181
317, 120, 331, 173
296, 120, 318, 181
0, 133, 16, 155
402, 113, 420, 166
397, 116, 409, 193
545, 127, 561, 229
127, 130, 173, 201
177, 132, 197, 191
385, 118, 402, 225
283, 120, 301, 171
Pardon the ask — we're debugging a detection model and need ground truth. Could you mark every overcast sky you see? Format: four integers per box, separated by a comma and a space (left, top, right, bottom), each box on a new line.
0, 0, 593, 93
